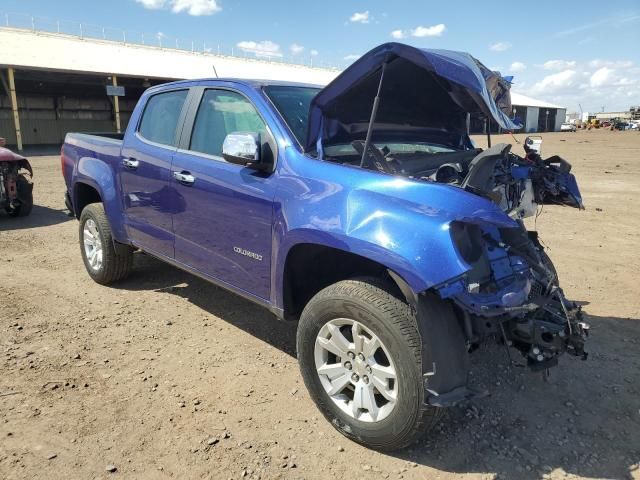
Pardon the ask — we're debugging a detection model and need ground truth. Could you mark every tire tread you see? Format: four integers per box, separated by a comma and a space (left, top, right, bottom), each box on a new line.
298, 277, 442, 451
79, 203, 132, 284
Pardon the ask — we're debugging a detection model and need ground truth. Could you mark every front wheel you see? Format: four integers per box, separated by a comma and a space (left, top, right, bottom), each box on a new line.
296, 278, 441, 451
79, 203, 133, 285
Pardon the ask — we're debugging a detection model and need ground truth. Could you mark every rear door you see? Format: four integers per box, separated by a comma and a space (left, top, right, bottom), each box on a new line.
120, 88, 190, 258
170, 86, 276, 300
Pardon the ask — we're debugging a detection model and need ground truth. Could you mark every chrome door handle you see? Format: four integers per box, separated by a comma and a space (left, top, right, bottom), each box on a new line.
173, 171, 196, 185
122, 158, 139, 169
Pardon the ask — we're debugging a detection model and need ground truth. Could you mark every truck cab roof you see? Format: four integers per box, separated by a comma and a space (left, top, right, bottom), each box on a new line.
145, 78, 323, 93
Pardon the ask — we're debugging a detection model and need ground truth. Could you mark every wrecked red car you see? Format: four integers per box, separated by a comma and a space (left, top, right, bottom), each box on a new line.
0, 138, 33, 217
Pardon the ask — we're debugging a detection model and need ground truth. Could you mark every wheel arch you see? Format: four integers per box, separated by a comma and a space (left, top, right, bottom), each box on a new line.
72, 156, 128, 243
280, 241, 418, 320
73, 181, 102, 219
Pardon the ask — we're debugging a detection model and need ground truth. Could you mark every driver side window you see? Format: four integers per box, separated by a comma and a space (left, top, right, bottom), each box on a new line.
190, 89, 266, 158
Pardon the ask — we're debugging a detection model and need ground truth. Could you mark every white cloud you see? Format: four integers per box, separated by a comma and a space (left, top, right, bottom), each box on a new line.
171, 0, 220, 15
344, 54, 360, 61
522, 57, 639, 112
510, 62, 526, 72
135, 0, 221, 15
529, 69, 579, 95
237, 40, 282, 58
136, 0, 165, 9
411, 24, 446, 37
349, 11, 370, 24
290, 43, 304, 55
391, 24, 446, 39
310, 49, 319, 56
588, 59, 633, 69
590, 67, 614, 87
489, 41, 512, 52
541, 59, 577, 70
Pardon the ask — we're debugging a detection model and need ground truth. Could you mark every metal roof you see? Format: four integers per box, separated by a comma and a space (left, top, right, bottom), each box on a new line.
510, 92, 565, 110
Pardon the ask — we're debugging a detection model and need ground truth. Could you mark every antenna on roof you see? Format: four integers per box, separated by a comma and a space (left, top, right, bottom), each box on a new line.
212, 64, 219, 78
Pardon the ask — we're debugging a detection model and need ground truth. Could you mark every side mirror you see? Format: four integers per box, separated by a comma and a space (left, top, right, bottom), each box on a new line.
524, 135, 543, 156
222, 132, 261, 167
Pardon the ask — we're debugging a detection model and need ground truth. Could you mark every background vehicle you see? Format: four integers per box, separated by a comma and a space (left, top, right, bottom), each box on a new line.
560, 123, 577, 132
61, 43, 588, 451
0, 137, 33, 217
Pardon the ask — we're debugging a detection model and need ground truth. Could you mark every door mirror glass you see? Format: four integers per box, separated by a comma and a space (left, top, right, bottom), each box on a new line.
222, 132, 260, 166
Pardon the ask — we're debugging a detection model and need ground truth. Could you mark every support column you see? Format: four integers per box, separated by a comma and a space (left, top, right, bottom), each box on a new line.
7, 68, 23, 151
112, 75, 121, 133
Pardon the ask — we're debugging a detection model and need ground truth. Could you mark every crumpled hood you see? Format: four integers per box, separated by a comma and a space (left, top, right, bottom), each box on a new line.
305, 42, 521, 151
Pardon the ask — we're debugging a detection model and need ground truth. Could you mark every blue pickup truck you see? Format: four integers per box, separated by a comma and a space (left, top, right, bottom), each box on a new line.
61, 43, 588, 450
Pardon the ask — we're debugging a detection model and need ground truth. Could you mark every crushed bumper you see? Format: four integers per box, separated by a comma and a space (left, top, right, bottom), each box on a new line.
435, 222, 589, 371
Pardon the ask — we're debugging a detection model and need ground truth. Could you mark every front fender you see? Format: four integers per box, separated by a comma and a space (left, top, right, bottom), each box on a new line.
273, 150, 518, 310
276, 185, 515, 298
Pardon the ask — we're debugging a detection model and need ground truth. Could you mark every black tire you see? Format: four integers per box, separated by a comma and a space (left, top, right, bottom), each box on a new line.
296, 277, 442, 451
6, 174, 33, 217
79, 203, 133, 285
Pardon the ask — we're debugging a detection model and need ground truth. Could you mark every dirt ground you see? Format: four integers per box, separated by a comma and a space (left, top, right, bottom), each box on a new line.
1, 129, 639, 480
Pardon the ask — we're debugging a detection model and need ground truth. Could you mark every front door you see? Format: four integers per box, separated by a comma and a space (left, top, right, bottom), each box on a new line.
171, 88, 275, 300
120, 88, 189, 258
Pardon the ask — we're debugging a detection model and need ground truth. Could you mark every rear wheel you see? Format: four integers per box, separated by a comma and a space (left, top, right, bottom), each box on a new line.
297, 277, 441, 451
79, 203, 133, 285
5, 173, 33, 217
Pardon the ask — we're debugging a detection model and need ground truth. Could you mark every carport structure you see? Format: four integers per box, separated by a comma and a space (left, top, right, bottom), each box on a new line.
0, 68, 167, 150
0, 22, 339, 151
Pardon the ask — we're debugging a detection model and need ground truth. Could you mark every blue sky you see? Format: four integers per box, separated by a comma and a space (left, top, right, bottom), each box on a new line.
1, 0, 639, 112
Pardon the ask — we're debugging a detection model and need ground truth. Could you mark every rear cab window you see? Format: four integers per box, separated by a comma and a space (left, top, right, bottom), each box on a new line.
138, 89, 189, 147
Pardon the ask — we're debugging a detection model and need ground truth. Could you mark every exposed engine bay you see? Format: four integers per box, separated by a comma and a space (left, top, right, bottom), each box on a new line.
346, 135, 584, 218
330, 136, 589, 372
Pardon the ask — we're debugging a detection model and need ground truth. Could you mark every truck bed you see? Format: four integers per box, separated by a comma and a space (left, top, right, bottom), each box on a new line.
61, 132, 124, 215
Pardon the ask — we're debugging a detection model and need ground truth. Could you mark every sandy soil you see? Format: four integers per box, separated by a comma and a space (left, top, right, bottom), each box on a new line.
1, 129, 639, 480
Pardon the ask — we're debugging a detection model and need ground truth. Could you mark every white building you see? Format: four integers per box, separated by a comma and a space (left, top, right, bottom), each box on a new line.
510, 92, 566, 133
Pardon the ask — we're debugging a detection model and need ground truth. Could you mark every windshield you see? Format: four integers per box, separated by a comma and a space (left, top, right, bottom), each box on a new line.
263, 86, 321, 146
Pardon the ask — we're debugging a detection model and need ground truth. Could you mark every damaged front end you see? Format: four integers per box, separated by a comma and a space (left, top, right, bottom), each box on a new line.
436, 220, 589, 371
303, 42, 589, 377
